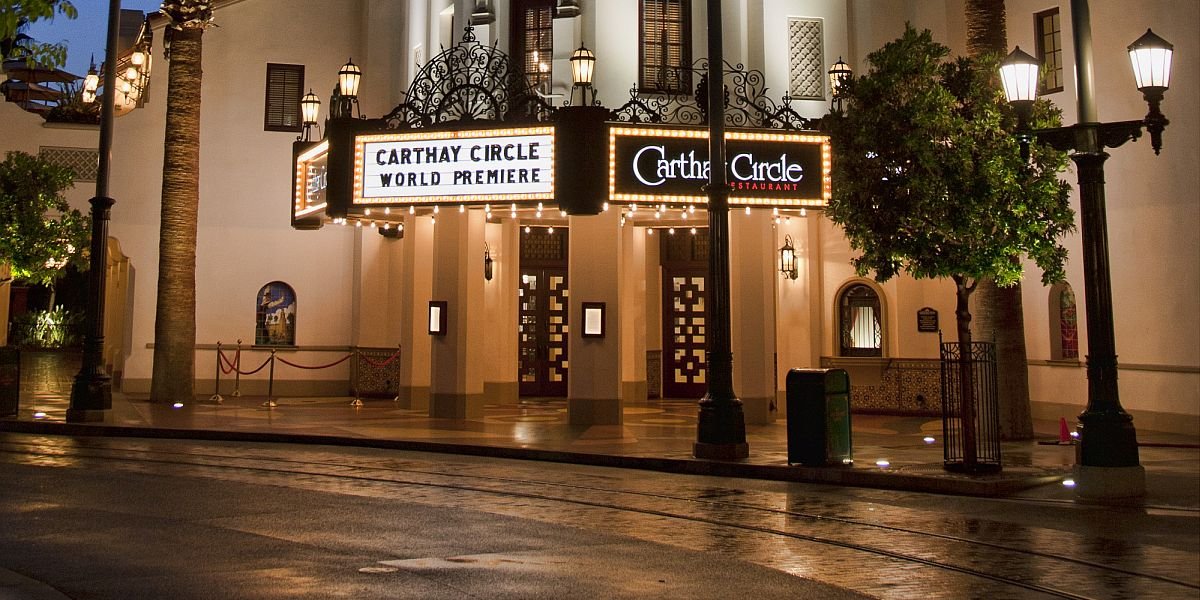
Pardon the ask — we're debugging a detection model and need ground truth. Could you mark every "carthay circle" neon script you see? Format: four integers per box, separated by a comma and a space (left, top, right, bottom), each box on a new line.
632, 146, 806, 190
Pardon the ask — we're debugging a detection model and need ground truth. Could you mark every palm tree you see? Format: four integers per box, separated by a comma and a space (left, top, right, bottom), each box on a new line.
151, 1, 212, 404
965, 0, 1035, 440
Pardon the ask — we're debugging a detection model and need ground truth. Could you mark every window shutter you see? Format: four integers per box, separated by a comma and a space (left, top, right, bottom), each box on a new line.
265, 63, 304, 132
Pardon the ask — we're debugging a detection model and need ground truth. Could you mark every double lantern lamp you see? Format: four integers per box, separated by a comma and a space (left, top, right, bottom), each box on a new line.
1000, 29, 1172, 153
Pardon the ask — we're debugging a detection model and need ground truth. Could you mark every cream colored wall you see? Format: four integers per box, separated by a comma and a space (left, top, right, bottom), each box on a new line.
109, 0, 368, 393
1004, 0, 1199, 426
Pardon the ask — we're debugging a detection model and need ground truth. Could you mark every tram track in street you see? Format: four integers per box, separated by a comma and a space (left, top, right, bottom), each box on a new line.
2, 435, 1196, 599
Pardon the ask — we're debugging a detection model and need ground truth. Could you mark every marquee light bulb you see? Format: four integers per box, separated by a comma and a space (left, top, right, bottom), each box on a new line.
525, 225, 532, 233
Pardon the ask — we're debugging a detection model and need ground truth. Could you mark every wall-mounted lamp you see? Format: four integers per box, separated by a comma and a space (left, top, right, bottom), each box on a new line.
570, 43, 596, 105
779, 235, 798, 280
483, 242, 494, 281
828, 57, 852, 111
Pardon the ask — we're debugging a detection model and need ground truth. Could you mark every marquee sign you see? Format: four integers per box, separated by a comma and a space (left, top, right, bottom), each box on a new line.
609, 126, 831, 207
292, 140, 330, 227
353, 127, 554, 206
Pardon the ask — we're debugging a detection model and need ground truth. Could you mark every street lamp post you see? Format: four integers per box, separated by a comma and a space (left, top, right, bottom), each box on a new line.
68, 0, 123, 422
694, 0, 748, 460
1001, 0, 1173, 499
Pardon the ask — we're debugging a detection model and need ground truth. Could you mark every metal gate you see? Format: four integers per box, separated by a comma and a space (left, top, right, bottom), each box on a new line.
940, 340, 1002, 473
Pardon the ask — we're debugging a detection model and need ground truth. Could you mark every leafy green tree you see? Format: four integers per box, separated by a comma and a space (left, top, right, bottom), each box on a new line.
151, 1, 213, 404
0, 151, 90, 286
0, 1, 77, 67
822, 26, 1073, 458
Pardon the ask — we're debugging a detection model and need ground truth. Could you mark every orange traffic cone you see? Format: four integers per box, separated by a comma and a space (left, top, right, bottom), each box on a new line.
1058, 417, 1073, 445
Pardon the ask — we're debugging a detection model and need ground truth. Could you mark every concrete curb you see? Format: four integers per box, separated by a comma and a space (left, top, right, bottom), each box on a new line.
0, 419, 1067, 497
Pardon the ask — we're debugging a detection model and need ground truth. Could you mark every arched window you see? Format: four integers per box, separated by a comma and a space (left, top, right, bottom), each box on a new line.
838, 283, 882, 357
255, 282, 296, 346
1049, 282, 1078, 360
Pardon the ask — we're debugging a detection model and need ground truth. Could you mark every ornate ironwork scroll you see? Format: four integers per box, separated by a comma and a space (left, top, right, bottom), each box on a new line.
610, 59, 822, 131
385, 27, 555, 130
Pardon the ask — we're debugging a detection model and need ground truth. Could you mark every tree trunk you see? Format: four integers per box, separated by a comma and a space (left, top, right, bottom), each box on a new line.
965, 0, 1035, 440
151, 26, 203, 404
975, 279, 1034, 439
953, 275, 978, 468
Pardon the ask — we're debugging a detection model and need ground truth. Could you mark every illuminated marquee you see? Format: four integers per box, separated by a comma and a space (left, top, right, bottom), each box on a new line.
353, 127, 555, 206
609, 126, 831, 207
293, 140, 330, 220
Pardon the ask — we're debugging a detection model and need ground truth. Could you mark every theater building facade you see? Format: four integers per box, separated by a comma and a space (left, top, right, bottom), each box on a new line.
1, 0, 1195, 434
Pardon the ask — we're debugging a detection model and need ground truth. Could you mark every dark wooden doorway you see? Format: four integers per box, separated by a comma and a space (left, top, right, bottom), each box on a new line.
661, 229, 709, 398
519, 228, 569, 396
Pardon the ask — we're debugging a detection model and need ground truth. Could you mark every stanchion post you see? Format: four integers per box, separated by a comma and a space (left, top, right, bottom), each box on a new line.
393, 343, 401, 403
262, 349, 277, 408
351, 346, 363, 407
210, 341, 223, 404
232, 339, 243, 397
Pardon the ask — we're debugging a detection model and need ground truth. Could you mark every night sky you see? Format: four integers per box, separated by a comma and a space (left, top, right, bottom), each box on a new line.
25, 0, 165, 78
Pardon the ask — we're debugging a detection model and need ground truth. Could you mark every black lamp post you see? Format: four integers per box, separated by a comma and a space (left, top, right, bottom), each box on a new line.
694, 0, 748, 460
68, 0, 123, 422
1001, 0, 1173, 499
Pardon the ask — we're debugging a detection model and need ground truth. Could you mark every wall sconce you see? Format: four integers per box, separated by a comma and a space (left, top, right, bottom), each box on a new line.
779, 235, 798, 280
483, 242, 494, 281
428, 301, 448, 336
582, 302, 606, 338
828, 57, 852, 111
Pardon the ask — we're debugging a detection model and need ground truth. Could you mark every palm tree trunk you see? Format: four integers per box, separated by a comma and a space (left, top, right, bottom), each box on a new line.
151, 26, 203, 403
965, 0, 1035, 440
965, 0, 1007, 57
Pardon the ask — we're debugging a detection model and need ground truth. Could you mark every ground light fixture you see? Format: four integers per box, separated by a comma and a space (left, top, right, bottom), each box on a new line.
779, 235, 798, 280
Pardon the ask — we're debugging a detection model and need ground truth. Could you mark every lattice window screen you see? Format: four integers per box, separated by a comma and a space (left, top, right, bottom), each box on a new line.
788, 18, 824, 100
38, 146, 99, 182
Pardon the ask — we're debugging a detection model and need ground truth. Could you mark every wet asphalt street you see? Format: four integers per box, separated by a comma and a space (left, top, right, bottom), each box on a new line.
0, 433, 1196, 599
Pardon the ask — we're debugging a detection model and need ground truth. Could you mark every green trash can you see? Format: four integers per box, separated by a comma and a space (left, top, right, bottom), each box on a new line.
786, 368, 853, 466
0, 347, 18, 417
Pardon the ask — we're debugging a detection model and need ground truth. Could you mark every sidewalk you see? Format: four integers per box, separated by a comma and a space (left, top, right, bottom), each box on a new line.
3, 352, 1197, 507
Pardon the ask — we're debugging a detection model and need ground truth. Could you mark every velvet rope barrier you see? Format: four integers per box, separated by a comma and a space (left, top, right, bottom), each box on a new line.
275, 353, 352, 370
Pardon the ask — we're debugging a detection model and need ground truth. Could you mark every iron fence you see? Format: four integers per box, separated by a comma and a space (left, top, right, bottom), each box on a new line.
940, 340, 1002, 473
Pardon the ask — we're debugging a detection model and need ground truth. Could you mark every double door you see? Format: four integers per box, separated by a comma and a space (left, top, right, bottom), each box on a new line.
518, 267, 569, 396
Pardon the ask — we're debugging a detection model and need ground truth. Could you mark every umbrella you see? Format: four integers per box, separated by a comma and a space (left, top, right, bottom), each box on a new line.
1, 58, 79, 84
0, 79, 61, 102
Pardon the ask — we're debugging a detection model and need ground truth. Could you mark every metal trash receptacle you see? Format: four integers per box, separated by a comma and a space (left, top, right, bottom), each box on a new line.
786, 368, 852, 466
0, 347, 19, 417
